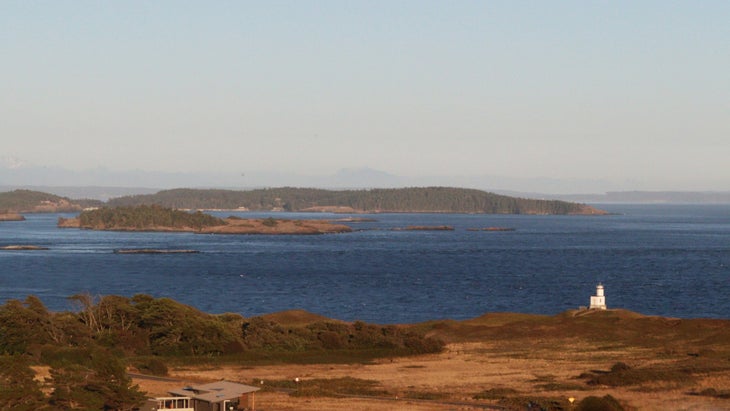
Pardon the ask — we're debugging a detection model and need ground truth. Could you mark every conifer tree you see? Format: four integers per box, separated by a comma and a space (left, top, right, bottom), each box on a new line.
0, 355, 47, 411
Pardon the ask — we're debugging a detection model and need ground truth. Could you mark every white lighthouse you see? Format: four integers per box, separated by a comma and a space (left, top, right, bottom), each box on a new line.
589, 283, 607, 310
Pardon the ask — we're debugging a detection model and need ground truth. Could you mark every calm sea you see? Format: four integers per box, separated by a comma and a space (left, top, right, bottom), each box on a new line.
1, 204, 728, 323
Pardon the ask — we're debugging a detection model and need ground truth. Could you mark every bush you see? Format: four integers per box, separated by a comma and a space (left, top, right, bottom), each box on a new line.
132, 357, 168, 376
611, 362, 631, 372
498, 396, 569, 411
262, 217, 278, 227
576, 395, 625, 411
0, 355, 46, 410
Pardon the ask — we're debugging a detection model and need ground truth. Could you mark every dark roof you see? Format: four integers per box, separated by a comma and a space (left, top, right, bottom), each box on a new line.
169, 381, 260, 403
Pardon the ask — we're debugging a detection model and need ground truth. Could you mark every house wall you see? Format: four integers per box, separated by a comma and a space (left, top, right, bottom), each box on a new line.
192, 399, 213, 411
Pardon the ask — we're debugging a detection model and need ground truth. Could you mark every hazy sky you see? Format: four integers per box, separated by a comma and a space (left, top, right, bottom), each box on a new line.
1, 1, 729, 190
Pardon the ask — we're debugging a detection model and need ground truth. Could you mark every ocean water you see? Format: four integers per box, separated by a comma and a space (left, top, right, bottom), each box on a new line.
0, 204, 728, 323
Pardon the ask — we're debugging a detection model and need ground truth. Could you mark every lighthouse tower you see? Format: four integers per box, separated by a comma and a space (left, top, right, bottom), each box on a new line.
589, 283, 607, 310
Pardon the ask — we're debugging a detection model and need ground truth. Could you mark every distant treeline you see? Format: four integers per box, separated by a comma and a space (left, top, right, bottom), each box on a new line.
107, 187, 596, 215
0, 189, 101, 213
0, 294, 442, 359
76, 205, 225, 230
0, 187, 601, 215
0, 189, 73, 213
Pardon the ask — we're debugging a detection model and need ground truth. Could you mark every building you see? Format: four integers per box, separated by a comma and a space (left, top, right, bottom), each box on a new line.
589, 283, 607, 310
143, 380, 260, 411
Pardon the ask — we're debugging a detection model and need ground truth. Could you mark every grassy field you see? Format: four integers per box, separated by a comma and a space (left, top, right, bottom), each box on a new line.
133, 309, 730, 410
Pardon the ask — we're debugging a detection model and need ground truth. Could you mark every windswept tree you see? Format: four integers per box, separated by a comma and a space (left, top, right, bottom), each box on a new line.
47, 347, 146, 410
0, 296, 55, 354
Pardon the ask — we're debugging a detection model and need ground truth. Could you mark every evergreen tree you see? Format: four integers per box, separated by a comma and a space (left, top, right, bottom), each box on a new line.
48, 348, 146, 410
0, 297, 53, 354
0, 355, 47, 411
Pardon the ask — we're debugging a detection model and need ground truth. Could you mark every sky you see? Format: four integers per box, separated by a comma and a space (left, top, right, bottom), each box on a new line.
1, 1, 729, 192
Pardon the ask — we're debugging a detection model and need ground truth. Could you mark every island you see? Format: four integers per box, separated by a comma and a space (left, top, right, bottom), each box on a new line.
106, 187, 608, 215
467, 226, 516, 231
0, 213, 25, 221
0, 245, 48, 250
2, 187, 608, 215
393, 225, 454, 231
58, 206, 352, 235
0, 189, 95, 213
113, 249, 200, 254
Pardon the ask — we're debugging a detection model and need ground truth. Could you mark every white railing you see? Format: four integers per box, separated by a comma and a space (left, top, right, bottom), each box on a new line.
151, 396, 194, 411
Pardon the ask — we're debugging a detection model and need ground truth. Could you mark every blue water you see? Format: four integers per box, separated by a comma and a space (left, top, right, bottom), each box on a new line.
1, 204, 728, 323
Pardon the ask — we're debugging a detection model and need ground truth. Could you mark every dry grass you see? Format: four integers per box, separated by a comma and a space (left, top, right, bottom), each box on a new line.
259, 309, 339, 326
203, 217, 352, 234
133, 309, 730, 410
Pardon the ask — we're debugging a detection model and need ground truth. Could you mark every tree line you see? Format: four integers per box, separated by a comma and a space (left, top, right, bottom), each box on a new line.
107, 187, 592, 214
0, 189, 101, 213
77, 205, 225, 230
0, 294, 444, 410
1, 187, 598, 215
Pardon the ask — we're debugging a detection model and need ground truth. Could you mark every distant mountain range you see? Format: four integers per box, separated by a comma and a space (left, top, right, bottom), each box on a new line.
0, 160, 628, 195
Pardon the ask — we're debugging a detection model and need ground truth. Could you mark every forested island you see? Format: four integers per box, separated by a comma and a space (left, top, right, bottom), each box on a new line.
108, 187, 606, 215
1, 187, 606, 215
0, 189, 100, 213
58, 205, 352, 234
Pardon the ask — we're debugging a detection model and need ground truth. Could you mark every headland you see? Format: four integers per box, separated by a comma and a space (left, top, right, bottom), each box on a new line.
5, 291, 730, 410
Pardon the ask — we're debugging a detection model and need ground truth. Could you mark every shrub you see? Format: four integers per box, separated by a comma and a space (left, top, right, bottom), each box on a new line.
262, 217, 278, 227
498, 396, 570, 411
576, 395, 625, 411
0, 355, 46, 410
610, 362, 631, 372
473, 387, 518, 400
132, 357, 168, 376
